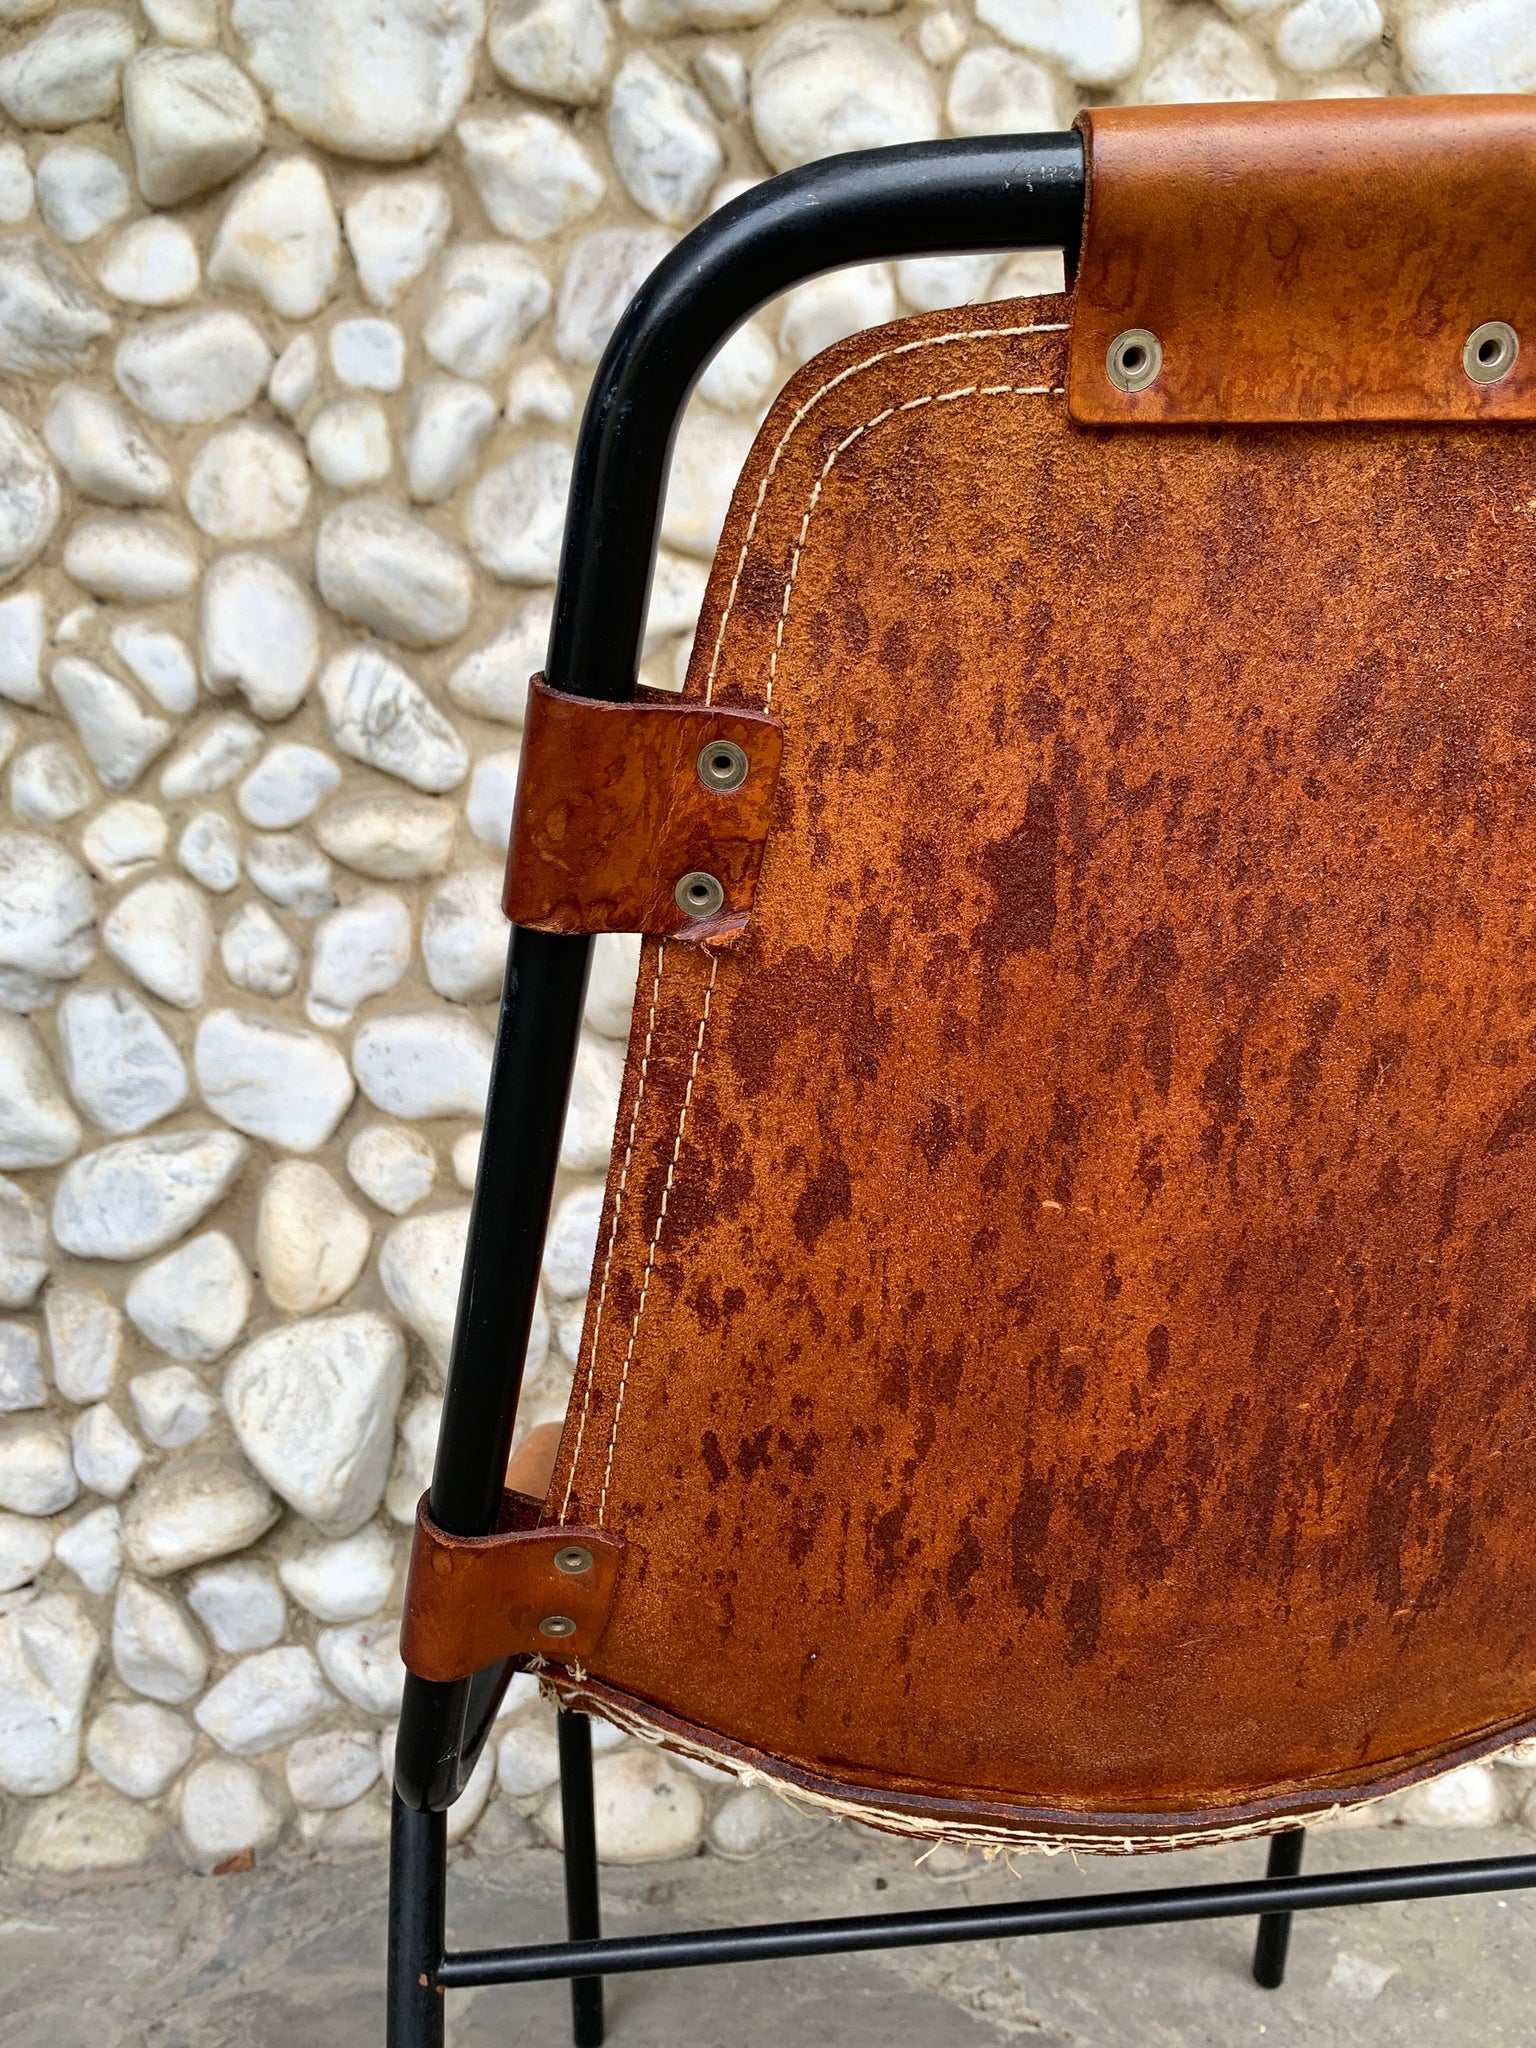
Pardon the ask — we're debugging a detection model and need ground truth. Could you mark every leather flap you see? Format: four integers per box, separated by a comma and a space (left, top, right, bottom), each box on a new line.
400, 1491, 622, 1683
1069, 96, 1536, 425
503, 675, 784, 944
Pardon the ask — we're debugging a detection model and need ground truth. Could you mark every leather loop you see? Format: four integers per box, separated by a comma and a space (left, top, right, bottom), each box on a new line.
1069, 96, 1536, 425
400, 1491, 623, 1683
503, 675, 784, 944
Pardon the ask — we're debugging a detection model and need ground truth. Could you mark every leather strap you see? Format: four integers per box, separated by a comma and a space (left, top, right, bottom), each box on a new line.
1069, 96, 1536, 425
503, 675, 784, 944
399, 1490, 623, 1683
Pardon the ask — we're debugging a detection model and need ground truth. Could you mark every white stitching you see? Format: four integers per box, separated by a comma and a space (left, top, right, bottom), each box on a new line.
597, 949, 719, 1525
558, 945, 666, 1522
567, 317, 1066, 1520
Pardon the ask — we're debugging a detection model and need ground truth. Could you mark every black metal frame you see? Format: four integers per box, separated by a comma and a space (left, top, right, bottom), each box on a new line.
388, 134, 1536, 2046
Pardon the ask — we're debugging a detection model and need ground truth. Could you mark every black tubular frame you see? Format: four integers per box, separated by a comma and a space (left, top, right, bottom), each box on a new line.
388, 133, 1536, 2046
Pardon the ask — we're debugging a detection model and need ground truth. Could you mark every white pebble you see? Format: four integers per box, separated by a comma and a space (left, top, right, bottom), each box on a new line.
0, 10, 136, 129
267, 331, 317, 419
51, 1128, 248, 1262
468, 441, 572, 583
544, 1181, 603, 1296
0, 1417, 77, 1514
35, 142, 130, 244
316, 1617, 405, 1716
287, 1727, 381, 1808
128, 1364, 217, 1449
87, 1699, 193, 1799
1276, 0, 1382, 71
0, 588, 44, 704
947, 45, 1057, 134
113, 1575, 207, 1702
489, 0, 613, 102
187, 1558, 286, 1652
115, 308, 272, 425
52, 653, 172, 788
352, 1007, 493, 1120
0, 1015, 78, 1170
0, 236, 111, 379
220, 900, 302, 997
308, 396, 393, 489
0, 139, 33, 225
0, 829, 96, 1010
280, 1524, 394, 1622
244, 832, 337, 916
238, 744, 340, 830
1142, 20, 1276, 101
224, 1310, 405, 1535
555, 226, 673, 365
696, 319, 778, 414
121, 1453, 277, 1576
320, 644, 469, 791
0, 1320, 45, 1409
0, 1507, 51, 1590
257, 1159, 371, 1313
379, 1204, 469, 1368
0, 1590, 98, 1795
423, 241, 552, 379
329, 316, 406, 391
44, 1280, 121, 1407
451, 1128, 479, 1187
695, 42, 747, 117
62, 512, 198, 602
232, 0, 483, 161
186, 421, 311, 542
347, 1123, 437, 1215
539, 1748, 703, 1861
11, 738, 90, 824
102, 875, 212, 1009
316, 499, 474, 651
917, 9, 965, 63
125, 1229, 252, 1362
52, 1501, 121, 1593
160, 714, 264, 800
973, 0, 1142, 85
96, 216, 200, 306
317, 793, 455, 880
71, 1401, 142, 1498
208, 153, 340, 319
506, 356, 575, 427
143, 0, 220, 42
459, 112, 605, 242
661, 404, 754, 557
497, 1714, 562, 1795
109, 619, 197, 714
80, 799, 166, 882
0, 406, 58, 581
178, 1756, 282, 1862
177, 810, 242, 893
195, 1006, 355, 1152
1398, 1762, 1503, 1828
561, 1035, 623, 1171
122, 47, 266, 207
751, 19, 938, 172
1400, 0, 1536, 92
422, 868, 506, 1003
645, 548, 709, 652
405, 379, 498, 502
585, 931, 640, 1038
202, 553, 319, 721
58, 985, 188, 1134
778, 264, 895, 365
465, 747, 520, 847
448, 595, 550, 722
608, 53, 721, 227
343, 176, 452, 309
306, 891, 412, 1028
196, 1644, 333, 1755
0, 1176, 49, 1305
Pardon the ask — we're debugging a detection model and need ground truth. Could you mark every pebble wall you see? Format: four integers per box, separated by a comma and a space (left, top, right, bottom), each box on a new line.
0, 0, 1532, 1878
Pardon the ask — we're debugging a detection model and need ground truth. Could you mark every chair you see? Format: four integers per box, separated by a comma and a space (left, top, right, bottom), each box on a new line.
387, 98, 1536, 2045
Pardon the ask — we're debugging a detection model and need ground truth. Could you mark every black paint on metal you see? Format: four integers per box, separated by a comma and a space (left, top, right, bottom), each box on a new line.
1252, 1826, 1306, 1989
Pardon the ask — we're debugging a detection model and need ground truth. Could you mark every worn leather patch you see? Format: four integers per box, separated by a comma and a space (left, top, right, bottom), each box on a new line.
534, 294, 1536, 1846
400, 1491, 621, 1683
1070, 96, 1536, 424
503, 676, 784, 944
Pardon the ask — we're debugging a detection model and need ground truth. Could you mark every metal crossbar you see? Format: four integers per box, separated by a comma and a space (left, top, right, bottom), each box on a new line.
435, 1852, 1536, 1988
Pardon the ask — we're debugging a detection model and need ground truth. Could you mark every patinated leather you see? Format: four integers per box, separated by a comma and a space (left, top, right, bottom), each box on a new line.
401, 1492, 621, 1684
1070, 97, 1536, 425
503, 676, 784, 944
521, 118, 1536, 1850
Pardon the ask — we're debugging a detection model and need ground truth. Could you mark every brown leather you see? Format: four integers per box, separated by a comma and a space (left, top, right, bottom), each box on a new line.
1070, 97, 1536, 425
506, 1419, 563, 1499
534, 279, 1536, 1848
400, 1492, 622, 1684
503, 675, 784, 944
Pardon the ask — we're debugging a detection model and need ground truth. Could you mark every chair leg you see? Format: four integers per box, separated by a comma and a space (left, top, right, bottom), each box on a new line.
389, 1792, 447, 2048
558, 1707, 606, 2048
1251, 1826, 1306, 1989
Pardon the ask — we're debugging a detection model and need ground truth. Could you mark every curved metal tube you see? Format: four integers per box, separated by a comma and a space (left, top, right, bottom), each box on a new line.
399, 134, 1086, 1813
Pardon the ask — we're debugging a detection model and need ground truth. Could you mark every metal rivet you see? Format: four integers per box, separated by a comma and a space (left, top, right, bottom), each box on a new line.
554, 1545, 593, 1576
538, 1614, 578, 1638
697, 739, 749, 793
675, 870, 725, 918
1464, 320, 1519, 386
1106, 328, 1162, 394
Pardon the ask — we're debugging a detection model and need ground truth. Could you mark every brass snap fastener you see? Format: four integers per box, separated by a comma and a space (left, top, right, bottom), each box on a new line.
554, 1545, 593, 1576
1464, 320, 1519, 386
1106, 328, 1162, 394
675, 871, 725, 918
697, 739, 749, 793
538, 1614, 577, 1639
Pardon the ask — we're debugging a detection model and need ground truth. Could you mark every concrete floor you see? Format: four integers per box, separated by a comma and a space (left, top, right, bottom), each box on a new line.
4, 1814, 1534, 2045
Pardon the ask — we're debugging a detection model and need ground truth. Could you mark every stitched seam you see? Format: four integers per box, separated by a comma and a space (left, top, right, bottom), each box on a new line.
573, 319, 1065, 1519
559, 944, 666, 1521
597, 950, 719, 1525
703, 321, 1069, 707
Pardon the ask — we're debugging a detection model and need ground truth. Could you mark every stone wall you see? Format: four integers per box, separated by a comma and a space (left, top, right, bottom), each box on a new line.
0, 0, 1531, 1878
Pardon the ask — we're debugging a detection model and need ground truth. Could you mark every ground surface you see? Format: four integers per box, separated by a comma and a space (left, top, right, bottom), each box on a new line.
4, 1814, 1534, 2045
